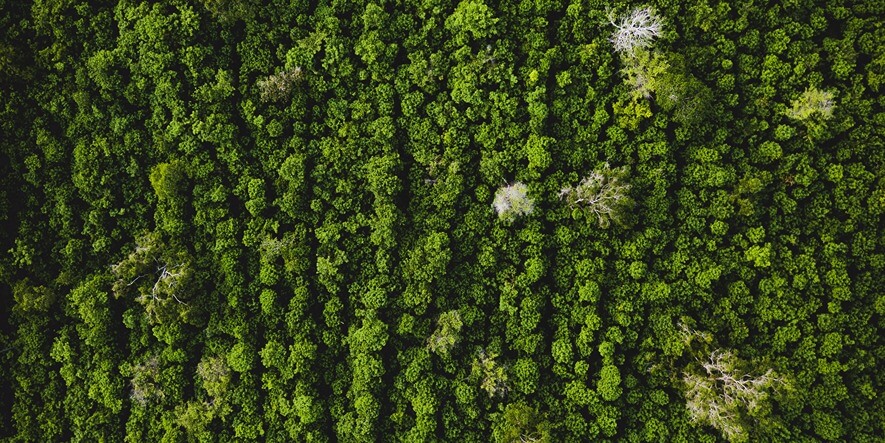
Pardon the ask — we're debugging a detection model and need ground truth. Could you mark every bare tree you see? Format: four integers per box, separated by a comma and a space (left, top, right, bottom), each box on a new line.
493, 182, 534, 222
684, 349, 787, 442
148, 264, 187, 303
112, 232, 192, 323
608, 7, 663, 55
257, 67, 304, 103
559, 164, 632, 228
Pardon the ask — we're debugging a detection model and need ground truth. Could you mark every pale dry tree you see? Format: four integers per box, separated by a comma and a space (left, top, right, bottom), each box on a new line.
130, 355, 164, 406
786, 87, 835, 121
257, 66, 304, 103
259, 235, 295, 260
684, 349, 787, 442
608, 7, 663, 55
559, 164, 632, 228
197, 355, 232, 401
678, 322, 713, 348
493, 182, 534, 222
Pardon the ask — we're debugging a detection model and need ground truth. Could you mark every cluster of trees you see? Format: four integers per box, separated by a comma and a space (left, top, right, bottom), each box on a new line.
0, 0, 882, 441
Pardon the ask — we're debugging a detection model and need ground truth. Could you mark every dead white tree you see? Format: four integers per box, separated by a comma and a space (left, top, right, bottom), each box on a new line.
608, 7, 663, 55
560, 163, 632, 228
493, 182, 534, 222
257, 66, 303, 103
684, 349, 787, 442
151, 263, 187, 304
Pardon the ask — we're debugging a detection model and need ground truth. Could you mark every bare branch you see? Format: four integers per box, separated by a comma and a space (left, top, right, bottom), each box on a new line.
561, 164, 632, 228
493, 182, 534, 222
684, 349, 787, 442
609, 7, 663, 55
257, 67, 304, 103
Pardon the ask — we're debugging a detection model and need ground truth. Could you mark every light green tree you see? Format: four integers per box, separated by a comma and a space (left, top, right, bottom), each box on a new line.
445, 0, 498, 46
597, 364, 622, 401
427, 310, 463, 357
472, 349, 509, 397
787, 87, 835, 121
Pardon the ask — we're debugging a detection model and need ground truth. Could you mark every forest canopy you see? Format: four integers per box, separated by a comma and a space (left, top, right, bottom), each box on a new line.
0, 0, 883, 442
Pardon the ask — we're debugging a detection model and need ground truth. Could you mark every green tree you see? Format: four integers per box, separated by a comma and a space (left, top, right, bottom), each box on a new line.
472, 349, 508, 397
427, 310, 463, 357
786, 87, 835, 121
200, 0, 255, 23
493, 402, 551, 443
11, 278, 53, 313
149, 162, 188, 203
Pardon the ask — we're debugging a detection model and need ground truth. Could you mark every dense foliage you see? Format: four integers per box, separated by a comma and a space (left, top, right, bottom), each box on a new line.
1, 0, 883, 441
